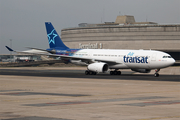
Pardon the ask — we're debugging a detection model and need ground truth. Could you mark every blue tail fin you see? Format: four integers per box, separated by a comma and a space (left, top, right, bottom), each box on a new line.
45, 22, 69, 49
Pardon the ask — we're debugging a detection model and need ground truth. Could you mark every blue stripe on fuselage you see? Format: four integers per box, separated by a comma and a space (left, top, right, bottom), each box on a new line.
48, 48, 81, 56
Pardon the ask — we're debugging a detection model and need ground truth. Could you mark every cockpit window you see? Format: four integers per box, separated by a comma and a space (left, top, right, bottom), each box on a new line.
163, 56, 172, 58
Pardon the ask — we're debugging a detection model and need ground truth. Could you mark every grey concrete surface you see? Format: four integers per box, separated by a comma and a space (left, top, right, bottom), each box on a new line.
0, 67, 180, 120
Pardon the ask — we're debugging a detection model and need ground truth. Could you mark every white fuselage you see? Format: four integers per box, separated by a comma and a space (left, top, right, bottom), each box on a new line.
72, 49, 175, 70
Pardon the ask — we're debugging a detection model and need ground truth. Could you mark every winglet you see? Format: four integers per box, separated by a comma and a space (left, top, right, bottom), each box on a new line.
5, 46, 14, 52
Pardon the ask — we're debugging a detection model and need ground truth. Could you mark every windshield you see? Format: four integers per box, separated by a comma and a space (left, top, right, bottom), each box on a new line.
163, 56, 172, 58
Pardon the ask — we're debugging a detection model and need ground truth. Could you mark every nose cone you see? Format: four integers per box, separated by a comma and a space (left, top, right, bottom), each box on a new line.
172, 58, 176, 64
168, 58, 176, 66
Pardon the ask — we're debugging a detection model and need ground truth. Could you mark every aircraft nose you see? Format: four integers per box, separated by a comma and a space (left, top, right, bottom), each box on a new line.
169, 58, 176, 66
172, 58, 176, 64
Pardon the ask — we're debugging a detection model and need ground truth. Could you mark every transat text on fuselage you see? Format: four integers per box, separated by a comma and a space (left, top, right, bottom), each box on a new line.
123, 52, 148, 64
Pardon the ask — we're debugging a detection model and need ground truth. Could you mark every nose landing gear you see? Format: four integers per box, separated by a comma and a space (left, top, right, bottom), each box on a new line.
154, 69, 160, 77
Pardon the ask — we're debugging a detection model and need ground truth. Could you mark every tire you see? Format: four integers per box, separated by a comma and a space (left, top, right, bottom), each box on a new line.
89, 71, 93, 75
154, 73, 159, 77
114, 71, 117, 75
85, 70, 89, 75
110, 71, 114, 75
117, 71, 121, 75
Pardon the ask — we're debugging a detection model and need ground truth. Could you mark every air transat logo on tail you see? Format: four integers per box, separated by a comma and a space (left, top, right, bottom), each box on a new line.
47, 29, 57, 44
124, 52, 148, 63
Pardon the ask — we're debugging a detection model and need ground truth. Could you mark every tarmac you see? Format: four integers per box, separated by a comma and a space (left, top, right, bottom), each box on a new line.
0, 67, 180, 120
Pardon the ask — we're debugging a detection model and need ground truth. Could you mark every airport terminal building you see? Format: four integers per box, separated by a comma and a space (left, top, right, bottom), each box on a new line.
61, 15, 180, 61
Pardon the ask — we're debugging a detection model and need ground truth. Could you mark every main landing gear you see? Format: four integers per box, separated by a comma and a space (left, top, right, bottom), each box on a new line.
110, 70, 121, 75
85, 70, 97, 75
154, 69, 160, 77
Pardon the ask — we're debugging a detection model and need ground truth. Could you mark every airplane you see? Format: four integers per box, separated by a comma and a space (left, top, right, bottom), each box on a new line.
6, 22, 175, 77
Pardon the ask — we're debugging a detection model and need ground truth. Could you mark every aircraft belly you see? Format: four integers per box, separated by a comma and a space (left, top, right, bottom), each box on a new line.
126, 63, 150, 69
148, 61, 169, 69
109, 63, 129, 69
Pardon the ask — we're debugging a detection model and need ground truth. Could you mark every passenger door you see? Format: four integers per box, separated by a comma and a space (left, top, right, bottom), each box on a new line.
151, 53, 157, 61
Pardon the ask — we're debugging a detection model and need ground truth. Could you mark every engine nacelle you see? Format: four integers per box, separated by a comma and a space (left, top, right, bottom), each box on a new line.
88, 63, 108, 73
131, 69, 151, 73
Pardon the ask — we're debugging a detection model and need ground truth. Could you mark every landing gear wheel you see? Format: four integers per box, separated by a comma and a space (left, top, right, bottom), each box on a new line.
154, 73, 159, 77
93, 72, 97, 75
110, 71, 121, 75
110, 71, 114, 75
85, 70, 89, 75
85, 70, 97, 75
89, 71, 93, 75
154, 69, 160, 77
117, 71, 121, 75
114, 71, 117, 75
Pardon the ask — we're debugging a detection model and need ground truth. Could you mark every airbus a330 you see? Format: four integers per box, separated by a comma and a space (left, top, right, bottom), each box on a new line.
6, 22, 175, 77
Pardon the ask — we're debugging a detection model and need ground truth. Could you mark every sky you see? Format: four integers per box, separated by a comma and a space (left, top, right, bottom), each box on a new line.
0, 0, 180, 54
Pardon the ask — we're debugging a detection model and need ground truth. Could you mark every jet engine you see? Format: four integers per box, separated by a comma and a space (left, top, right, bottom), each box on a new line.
131, 69, 151, 73
87, 63, 108, 73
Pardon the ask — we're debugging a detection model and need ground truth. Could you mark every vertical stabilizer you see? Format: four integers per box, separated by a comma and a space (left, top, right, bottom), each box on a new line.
45, 22, 69, 49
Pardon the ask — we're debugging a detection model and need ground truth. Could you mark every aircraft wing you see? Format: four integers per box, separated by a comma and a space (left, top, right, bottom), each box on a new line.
5, 46, 121, 65
70, 56, 120, 65
26, 47, 50, 52
5, 46, 52, 55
